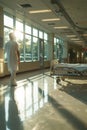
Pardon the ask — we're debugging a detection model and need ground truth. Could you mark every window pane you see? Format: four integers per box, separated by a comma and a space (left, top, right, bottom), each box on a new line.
4, 27, 13, 61
16, 20, 23, 32
54, 38, 57, 59
15, 31, 24, 61
4, 15, 13, 28
32, 37, 38, 61
54, 37, 63, 61
25, 25, 31, 34
44, 33, 48, 40
4, 27, 13, 43
57, 38, 59, 43
33, 28, 38, 37
25, 34, 32, 61
44, 40, 48, 60
54, 37, 56, 43
39, 31, 43, 39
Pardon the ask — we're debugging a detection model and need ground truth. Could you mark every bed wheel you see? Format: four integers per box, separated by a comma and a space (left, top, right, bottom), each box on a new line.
56, 78, 60, 84
61, 77, 65, 81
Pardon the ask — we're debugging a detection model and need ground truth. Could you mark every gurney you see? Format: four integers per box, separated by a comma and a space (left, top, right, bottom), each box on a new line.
50, 60, 87, 83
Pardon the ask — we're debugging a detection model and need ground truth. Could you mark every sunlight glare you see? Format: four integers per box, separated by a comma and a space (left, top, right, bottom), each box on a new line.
0, 59, 4, 73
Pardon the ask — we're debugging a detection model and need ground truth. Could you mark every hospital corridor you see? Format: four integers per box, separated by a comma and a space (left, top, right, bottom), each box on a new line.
0, 69, 87, 130
0, 0, 87, 129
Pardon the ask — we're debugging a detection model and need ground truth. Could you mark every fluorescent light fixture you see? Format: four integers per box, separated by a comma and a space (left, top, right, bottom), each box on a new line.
74, 41, 83, 43
42, 18, 60, 22
71, 38, 80, 40
54, 26, 68, 29
66, 35, 76, 37
83, 34, 87, 36
29, 9, 52, 14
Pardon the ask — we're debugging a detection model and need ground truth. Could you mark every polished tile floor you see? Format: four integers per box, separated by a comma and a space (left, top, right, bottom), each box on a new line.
0, 70, 87, 130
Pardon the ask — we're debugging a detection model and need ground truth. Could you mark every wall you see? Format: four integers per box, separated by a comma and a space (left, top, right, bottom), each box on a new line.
0, 6, 4, 77
2, 61, 50, 77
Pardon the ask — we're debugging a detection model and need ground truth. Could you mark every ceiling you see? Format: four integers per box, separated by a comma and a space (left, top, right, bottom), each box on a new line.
0, 0, 87, 47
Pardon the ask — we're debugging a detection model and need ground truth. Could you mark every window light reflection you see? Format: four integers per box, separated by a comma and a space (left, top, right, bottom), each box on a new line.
7, 78, 51, 121
15, 87, 25, 121
53, 77, 57, 89
33, 81, 39, 113
5, 94, 10, 125
0, 59, 4, 73
25, 83, 33, 117
43, 80, 48, 103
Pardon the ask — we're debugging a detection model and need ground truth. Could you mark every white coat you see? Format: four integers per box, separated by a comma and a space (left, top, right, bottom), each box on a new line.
5, 40, 19, 72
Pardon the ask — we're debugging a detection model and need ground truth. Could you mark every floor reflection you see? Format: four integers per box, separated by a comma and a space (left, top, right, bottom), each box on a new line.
14, 76, 50, 120
0, 85, 6, 130
6, 87, 24, 130
1, 73, 57, 130
1, 72, 87, 130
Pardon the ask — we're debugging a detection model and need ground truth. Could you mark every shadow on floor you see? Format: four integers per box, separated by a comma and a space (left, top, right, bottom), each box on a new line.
38, 87, 87, 130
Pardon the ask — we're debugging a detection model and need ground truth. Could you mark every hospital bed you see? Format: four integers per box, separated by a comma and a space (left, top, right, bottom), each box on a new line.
50, 60, 87, 83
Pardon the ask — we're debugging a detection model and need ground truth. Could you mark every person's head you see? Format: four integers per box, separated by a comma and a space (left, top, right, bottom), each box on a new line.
9, 32, 16, 41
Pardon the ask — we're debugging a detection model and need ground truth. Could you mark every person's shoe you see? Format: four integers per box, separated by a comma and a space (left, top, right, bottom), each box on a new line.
11, 82, 17, 86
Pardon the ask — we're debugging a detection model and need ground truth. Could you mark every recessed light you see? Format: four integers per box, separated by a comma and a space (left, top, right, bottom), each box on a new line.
54, 26, 68, 29
66, 35, 76, 37
29, 9, 51, 14
83, 34, 87, 36
42, 18, 60, 22
71, 38, 80, 40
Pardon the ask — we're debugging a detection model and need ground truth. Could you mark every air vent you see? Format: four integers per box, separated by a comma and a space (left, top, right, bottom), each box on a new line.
20, 4, 32, 8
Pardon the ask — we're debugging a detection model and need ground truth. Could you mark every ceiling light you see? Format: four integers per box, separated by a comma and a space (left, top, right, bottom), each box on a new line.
54, 26, 68, 29
71, 38, 80, 40
83, 34, 87, 36
75, 41, 83, 42
42, 18, 60, 22
29, 9, 52, 14
66, 35, 76, 37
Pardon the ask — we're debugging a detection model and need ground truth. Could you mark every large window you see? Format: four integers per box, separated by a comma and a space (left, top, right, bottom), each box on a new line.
4, 13, 49, 62
54, 37, 63, 62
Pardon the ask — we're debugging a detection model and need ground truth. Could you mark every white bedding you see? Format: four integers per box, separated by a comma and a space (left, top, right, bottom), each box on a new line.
54, 63, 87, 71
50, 63, 87, 76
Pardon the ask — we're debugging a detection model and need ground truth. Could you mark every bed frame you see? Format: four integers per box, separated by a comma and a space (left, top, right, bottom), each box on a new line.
50, 60, 87, 83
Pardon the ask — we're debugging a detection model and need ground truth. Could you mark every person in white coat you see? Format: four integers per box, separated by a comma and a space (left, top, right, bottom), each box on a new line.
5, 32, 20, 86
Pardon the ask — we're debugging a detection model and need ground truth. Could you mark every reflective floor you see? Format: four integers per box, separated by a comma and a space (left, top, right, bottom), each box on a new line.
0, 70, 87, 130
